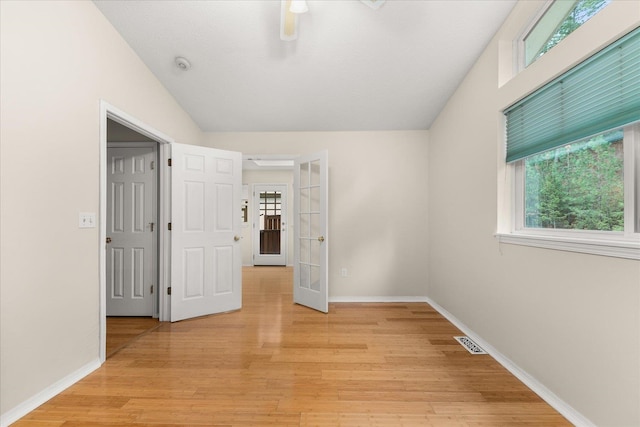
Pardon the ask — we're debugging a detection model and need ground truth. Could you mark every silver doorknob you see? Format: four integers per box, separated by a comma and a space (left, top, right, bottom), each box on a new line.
234, 235, 241, 241
318, 236, 325, 242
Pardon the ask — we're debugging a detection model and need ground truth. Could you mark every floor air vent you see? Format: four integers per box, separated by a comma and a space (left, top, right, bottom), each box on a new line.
454, 336, 487, 355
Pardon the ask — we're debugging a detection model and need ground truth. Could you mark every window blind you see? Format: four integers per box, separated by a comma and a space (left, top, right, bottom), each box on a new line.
505, 27, 640, 163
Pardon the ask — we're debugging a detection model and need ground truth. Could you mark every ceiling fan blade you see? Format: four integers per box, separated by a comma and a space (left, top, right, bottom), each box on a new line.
280, 0, 298, 41
360, 0, 386, 10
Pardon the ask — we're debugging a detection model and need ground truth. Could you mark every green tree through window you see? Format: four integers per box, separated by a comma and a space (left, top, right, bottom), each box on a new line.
526, 0, 610, 66
524, 130, 624, 231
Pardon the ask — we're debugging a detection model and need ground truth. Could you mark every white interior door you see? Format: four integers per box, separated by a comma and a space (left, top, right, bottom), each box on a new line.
293, 151, 328, 313
170, 143, 242, 322
253, 184, 288, 266
106, 145, 156, 316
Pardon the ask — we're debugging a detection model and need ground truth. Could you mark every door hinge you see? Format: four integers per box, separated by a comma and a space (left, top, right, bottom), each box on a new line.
150, 285, 154, 294
168, 158, 172, 167
167, 286, 172, 295
168, 222, 172, 231
150, 160, 155, 170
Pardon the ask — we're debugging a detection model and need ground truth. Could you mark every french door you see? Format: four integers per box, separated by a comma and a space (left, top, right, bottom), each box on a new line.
293, 151, 328, 313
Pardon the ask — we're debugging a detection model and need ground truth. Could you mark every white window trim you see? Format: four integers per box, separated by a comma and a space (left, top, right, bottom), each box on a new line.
496, 232, 640, 260
497, 124, 640, 260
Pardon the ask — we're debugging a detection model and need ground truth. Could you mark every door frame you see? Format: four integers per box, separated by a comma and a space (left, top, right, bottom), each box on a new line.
99, 101, 173, 362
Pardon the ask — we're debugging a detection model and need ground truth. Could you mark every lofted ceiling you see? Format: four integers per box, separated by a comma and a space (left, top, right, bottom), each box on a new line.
94, 0, 516, 132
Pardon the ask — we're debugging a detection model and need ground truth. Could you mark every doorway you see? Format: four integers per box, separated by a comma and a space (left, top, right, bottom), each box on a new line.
100, 101, 174, 362
104, 120, 161, 358
253, 184, 288, 266
241, 152, 329, 312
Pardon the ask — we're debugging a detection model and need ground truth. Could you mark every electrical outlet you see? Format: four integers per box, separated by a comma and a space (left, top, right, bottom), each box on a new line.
79, 212, 96, 228
341, 268, 348, 277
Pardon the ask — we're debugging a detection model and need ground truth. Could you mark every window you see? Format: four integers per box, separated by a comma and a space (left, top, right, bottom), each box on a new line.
523, 129, 623, 231
259, 191, 282, 231
523, 0, 610, 67
502, 28, 640, 259
514, 125, 637, 233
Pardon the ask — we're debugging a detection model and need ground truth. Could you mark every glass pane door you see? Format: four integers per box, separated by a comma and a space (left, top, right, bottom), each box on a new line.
294, 151, 328, 313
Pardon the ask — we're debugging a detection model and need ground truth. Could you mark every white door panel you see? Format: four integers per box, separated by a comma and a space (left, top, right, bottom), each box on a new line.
171, 143, 242, 322
293, 151, 328, 313
106, 146, 156, 316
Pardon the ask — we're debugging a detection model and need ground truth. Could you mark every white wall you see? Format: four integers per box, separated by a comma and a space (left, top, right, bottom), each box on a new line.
205, 131, 430, 299
428, 2, 640, 426
0, 1, 203, 418
241, 169, 294, 267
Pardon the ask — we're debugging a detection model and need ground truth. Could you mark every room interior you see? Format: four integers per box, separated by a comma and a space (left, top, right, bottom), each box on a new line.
1, 1, 639, 426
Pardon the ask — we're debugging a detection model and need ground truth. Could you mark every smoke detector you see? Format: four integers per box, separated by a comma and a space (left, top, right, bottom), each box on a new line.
175, 57, 191, 71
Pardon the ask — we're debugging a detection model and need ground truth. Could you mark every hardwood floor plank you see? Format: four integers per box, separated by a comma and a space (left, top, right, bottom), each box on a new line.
15, 267, 570, 426
431, 402, 566, 415
276, 398, 436, 414
299, 412, 440, 427
337, 390, 487, 403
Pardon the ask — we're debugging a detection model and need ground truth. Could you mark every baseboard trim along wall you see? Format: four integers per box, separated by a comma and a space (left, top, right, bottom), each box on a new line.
329, 296, 428, 303
242, 264, 294, 267
1, 358, 101, 427
423, 296, 596, 427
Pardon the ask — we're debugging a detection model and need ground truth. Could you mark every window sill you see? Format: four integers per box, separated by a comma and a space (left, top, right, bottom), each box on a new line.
495, 232, 640, 260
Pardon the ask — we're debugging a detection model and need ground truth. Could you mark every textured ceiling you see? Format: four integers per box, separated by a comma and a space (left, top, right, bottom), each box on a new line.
94, 0, 516, 132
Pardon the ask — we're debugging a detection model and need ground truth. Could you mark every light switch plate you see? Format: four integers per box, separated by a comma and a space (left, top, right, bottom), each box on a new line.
79, 212, 96, 228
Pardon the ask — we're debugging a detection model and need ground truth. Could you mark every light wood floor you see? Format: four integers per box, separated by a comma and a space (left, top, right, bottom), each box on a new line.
16, 267, 570, 426
106, 317, 160, 358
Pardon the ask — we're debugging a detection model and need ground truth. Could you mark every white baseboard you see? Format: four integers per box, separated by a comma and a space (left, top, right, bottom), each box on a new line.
242, 264, 294, 267
329, 296, 429, 303
1, 358, 101, 427
423, 296, 595, 427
